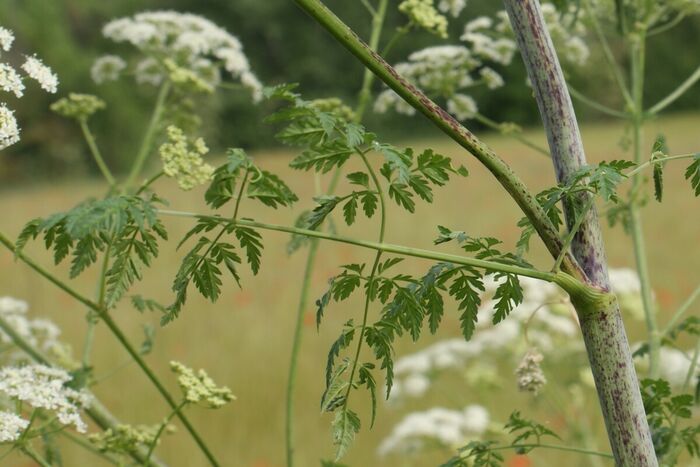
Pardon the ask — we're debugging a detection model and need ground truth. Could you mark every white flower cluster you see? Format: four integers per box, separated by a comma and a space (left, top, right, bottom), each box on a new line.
0, 364, 91, 433
0, 410, 29, 442
0, 296, 63, 358
632, 345, 700, 388
0, 27, 58, 151
438, 0, 468, 18
374, 44, 495, 121
378, 405, 490, 455
95, 11, 262, 101
376, 3, 591, 121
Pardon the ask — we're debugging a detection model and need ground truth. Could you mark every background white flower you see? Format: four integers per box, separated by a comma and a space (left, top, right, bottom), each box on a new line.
98, 11, 262, 101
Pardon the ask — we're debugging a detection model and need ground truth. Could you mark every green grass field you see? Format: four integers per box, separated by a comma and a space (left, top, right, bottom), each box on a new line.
1, 113, 699, 466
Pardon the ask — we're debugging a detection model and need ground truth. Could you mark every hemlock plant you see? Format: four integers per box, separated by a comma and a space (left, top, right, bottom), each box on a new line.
0, 2, 699, 467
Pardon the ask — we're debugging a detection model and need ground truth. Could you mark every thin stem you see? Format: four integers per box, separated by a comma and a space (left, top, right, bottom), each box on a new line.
647, 12, 686, 37
83, 240, 112, 367
628, 28, 660, 378
354, 0, 389, 122
647, 65, 700, 115
79, 119, 116, 187
0, 231, 219, 467
21, 445, 51, 467
136, 171, 165, 196
340, 152, 387, 424
156, 210, 566, 285
124, 81, 171, 191
485, 442, 614, 459
567, 84, 627, 118
284, 238, 320, 467
583, 0, 634, 108
285, 4, 389, 464
146, 400, 188, 464
59, 430, 120, 466
293, 0, 587, 282
661, 283, 700, 337
626, 153, 698, 178
360, 0, 375, 16
95, 312, 220, 466
682, 339, 700, 391
380, 25, 409, 57
473, 112, 551, 158
552, 196, 596, 272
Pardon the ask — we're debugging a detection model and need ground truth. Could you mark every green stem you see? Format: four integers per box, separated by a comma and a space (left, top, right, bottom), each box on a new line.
567, 84, 627, 118
551, 196, 596, 272
647, 65, 700, 115
473, 112, 551, 158
146, 400, 188, 464
21, 446, 51, 467
92, 310, 220, 466
59, 430, 120, 466
339, 152, 387, 427
136, 171, 165, 195
583, 0, 635, 109
124, 81, 171, 191
284, 3, 389, 464
626, 153, 698, 178
292, 0, 587, 283
485, 442, 614, 459
355, 0, 389, 121
284, 238, 320, 467
628, 29, 660, 378
155, 210, 567, 286
83, 240, 112, 367
79, 119, 116, 187
682, 339, 700, 391
661, 283, 700, 337
0, 231, 219, 467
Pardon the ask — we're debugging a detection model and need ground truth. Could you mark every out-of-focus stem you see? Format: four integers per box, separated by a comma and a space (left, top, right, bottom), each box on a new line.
124, 81, 171, 191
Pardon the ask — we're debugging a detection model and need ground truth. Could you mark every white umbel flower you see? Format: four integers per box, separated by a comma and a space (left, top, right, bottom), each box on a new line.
91, 55, 127, 84
447, 93, 478, 120
438, 0, 467, 17
21, 55, 58, 93
0, 63, 24, 97
378, 405, 490, 455
0, 104, 20, 150
100, 11, 262, 101
0, 364, 91, 432
0, 411, 29, 442
0, 27, 14, 52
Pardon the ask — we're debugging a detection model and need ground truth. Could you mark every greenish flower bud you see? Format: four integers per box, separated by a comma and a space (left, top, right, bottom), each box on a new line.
399, 0, 448, 38
170, 361, 235, 408
159, 126, 215, 191
164, 59, 215, 94
309, 97, 356, 122
50, 93, 106, 120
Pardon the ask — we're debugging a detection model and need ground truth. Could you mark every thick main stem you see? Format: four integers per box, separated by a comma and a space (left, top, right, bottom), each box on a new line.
503, 1, 657, 465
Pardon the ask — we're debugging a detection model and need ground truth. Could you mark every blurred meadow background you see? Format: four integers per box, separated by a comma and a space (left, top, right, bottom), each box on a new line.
1, 1, 699, 466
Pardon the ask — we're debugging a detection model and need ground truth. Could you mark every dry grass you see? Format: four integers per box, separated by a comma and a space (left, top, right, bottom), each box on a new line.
1, 112, 699, 466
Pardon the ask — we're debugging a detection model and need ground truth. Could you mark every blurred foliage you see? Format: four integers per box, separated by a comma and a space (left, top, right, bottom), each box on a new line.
1, 0, 699, 184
